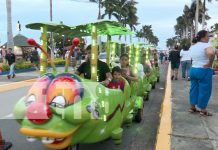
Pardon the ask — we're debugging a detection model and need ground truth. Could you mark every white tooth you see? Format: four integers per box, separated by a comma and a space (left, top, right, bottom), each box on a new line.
55, 138, 64, 141
26, 136, 37, 142
41, 137, 55, 144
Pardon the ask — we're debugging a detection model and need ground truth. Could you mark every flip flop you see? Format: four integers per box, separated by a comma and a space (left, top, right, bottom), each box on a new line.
200, 111, 212, 116
188, 108, 200, 113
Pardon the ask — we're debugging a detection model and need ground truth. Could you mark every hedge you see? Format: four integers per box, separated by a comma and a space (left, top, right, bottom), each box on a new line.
1, 58, 66, 71
1, 60, 33, 71
49, 58, 66, 66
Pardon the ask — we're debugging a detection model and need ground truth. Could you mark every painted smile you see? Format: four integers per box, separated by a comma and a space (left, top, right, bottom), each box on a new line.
20, 128, 78, 149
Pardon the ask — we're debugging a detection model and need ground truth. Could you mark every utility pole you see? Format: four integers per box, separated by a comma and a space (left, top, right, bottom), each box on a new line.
50, 0, 53, 21
97, 0, 102, 52
50, 0, 54, 58
98, 0, 101, 19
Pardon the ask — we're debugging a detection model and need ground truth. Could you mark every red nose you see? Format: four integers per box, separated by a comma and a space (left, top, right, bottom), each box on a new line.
27, 102, 52, 124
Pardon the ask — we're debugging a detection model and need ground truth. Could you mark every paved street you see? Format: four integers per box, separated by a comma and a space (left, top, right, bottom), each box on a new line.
0, 65, 167, 150
171, 74, 218, 150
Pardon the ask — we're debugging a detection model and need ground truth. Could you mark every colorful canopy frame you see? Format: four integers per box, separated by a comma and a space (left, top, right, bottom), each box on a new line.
26, 20, 134, 79
65, 20, 134, 81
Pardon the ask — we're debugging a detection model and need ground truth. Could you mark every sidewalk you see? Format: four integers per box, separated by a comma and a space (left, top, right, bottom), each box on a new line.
0, 67, 66, 85
171, 75, 218, 150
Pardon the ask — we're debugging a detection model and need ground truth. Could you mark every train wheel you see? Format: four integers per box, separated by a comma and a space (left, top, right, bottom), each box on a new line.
135, 109, 143, 123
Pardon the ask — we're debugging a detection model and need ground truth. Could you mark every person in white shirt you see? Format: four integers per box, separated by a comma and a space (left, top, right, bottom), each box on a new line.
189, 30, 215, 116
136, 63, 145, 79
180, 45, 192, 80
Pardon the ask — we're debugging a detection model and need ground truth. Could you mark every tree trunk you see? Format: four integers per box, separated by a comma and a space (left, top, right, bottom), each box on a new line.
183, 28, 186, 39
186, 26, 189, 38
190, 27, 193, 43
6, 0, 14, 50
202, 0, 206, 29
195, 0, 200, 35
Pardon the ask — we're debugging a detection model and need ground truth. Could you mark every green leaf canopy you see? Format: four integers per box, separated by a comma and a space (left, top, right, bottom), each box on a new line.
26, 20, 135, 37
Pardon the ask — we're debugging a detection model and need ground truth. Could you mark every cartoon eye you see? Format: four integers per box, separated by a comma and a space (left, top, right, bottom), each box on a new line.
50, 96, 67, 108
25, 95, 36, 106
92, 110, 100, 119
86, 105, 92, 113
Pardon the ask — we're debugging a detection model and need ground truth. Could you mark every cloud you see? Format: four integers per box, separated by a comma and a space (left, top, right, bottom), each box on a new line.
0, 0, 217, 49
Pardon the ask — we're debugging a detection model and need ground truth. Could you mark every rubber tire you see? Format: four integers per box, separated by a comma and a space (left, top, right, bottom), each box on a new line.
135, 109, 143, 123
152, 84, 155, 89
143, 93, 149, 101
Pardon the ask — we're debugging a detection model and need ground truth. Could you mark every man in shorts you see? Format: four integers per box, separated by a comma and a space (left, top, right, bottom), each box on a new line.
169, 45, 181, 80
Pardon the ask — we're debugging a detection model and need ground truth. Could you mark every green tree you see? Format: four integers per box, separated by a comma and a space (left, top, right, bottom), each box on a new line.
166, 37, 177, 48
101, 0, 118, 19
202, 0, 218, 29
102, 0, 138, 29
136, 25, 159, 46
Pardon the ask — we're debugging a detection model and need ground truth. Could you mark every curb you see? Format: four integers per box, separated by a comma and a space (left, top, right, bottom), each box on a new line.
155, 64, 172, 150
1, 68, 36, 75
0, 78, 37, 92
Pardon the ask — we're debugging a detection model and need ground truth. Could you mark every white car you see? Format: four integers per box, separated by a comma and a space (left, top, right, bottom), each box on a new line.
98, 52, 120, 66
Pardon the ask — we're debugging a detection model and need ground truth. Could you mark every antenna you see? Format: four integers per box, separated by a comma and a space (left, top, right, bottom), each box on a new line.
64, 37, 80, 73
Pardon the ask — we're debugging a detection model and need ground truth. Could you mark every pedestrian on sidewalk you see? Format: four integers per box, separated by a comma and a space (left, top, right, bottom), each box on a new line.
180, 44, 192, 80
159, 51, 165, 64
5, 48, 16, 79
189, 30, 215, 116
30, 47, 40, 71
169, 45, 180, 80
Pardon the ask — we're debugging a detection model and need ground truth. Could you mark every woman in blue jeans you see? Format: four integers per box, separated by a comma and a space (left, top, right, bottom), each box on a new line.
189, 30, 215, 116
180, 45, 192, 80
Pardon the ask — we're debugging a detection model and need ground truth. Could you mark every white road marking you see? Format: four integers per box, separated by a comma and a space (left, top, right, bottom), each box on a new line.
1, 113, 14, 119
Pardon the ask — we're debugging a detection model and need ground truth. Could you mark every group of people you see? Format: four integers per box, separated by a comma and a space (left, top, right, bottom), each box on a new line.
169, 30, 216, 116
75, 46, 131, 91
75, 45, 152, 91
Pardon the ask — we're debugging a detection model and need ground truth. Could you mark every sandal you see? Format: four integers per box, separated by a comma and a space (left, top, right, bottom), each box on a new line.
200, 110, 212, 116
188, 107, 200, 113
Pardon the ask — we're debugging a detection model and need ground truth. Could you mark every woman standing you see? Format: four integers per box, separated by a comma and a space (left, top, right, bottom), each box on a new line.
180, 45, 192, 80
189, 30, 215, 116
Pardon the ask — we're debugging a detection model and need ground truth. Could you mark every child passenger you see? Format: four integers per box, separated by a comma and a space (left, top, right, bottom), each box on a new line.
120, 54, 137, 83
107, 66, 125, 91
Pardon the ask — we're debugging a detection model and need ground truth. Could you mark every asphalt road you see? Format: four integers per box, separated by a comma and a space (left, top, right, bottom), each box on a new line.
0, 64, 168, 150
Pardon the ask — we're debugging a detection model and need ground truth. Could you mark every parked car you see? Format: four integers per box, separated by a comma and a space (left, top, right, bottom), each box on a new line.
99, 52, 120, 66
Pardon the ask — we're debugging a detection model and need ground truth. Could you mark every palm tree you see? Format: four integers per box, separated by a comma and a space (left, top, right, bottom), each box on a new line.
166, 37, 177, 48
101, 0, 118, 19
174, 16, 186, 38
6, 0, 14, 50
136, 25, 159, 45
202, 0, 218, 29
89, 0, 103, 19
195, 0, 200, 35
136, 29, 144, 42
113, 0, 132, 26
124, 0, 138, 31
192, 0, 211, 34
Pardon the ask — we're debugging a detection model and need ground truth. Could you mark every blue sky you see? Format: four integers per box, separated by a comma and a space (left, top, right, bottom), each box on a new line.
0, 0, 217, 49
